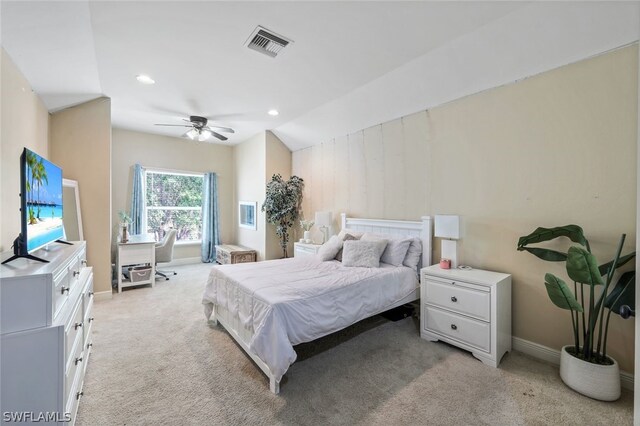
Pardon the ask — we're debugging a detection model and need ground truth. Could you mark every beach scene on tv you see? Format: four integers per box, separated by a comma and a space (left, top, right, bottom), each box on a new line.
24, 149, 64, 251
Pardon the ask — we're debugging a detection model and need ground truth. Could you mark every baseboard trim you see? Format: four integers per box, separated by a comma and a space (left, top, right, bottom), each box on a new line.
512, 337, 634, 390
94, 290, 113, 301
162, 257, 201, 267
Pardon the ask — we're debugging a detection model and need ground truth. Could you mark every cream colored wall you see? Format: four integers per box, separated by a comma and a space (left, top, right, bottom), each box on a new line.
0, 49, 50, 251
50, 98, 112, 295
292, 46, 638, 372
111, 128, 234, 260
265, 131, 293, 259
234, 132, 267, 260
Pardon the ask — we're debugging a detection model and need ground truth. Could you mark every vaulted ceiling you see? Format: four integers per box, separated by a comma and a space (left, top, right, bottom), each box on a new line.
2, 2, 638, 150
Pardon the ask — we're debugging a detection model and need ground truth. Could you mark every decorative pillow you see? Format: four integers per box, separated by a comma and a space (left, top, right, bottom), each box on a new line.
335, 233, 360, 262
403, 237, 423, 269
316, 235, 344, 261
341, 240, 388, 268
360, 233, 411, 267
338, 229, 364, 240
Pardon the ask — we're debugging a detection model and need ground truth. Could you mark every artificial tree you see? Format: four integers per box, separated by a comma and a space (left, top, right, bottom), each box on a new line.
262, 174, 304, 258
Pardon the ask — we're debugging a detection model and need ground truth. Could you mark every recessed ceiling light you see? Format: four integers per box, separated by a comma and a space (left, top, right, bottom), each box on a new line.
268, 109, 279, 116
136, 74, 155, 85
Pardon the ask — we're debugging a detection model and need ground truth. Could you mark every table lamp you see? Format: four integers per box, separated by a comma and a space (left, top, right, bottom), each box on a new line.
434, 215, 460, 268
315, 211, 332, 244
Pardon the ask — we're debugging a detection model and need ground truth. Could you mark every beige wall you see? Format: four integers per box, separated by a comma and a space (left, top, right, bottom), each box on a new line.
0, 49, 50, 251
111, 128, 234, 260
292, 46, 638, 372
234, 132, 267, 260
265, 131, 293, 259
50, 98, 112, 295
233, 131, 293, 260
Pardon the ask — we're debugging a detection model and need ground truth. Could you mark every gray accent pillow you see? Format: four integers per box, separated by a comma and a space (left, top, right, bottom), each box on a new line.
403, 237, 423, 269
316, 235, 344, 261
341, 240, 388, 268
335, 233, 360, 262
360, 233, 412, 267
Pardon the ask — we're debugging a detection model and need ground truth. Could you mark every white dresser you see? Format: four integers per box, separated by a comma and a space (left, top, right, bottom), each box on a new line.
293, 242, 321, 258
1, 242, 94, 425
420, 264, 511, 367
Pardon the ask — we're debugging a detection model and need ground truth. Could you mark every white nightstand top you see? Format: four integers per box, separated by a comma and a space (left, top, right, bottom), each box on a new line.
421, 264, 511, 287
294, 242, 322, 248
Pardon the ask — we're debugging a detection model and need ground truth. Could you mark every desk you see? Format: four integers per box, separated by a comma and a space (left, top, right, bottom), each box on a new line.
117, 233, 156, 293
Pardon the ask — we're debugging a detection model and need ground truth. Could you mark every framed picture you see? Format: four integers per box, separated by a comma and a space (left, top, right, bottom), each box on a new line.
239, 201, 257, 230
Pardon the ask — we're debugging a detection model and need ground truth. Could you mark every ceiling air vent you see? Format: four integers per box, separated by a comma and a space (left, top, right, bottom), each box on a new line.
245, 26, 292, 58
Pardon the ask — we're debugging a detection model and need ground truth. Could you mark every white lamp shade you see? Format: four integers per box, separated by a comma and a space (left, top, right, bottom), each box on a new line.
434, 215, 460, 239
315, 211, 332, 227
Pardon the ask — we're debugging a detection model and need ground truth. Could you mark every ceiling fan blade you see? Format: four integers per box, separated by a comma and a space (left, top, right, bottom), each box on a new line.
206, 125, 235, 134
210, 130, 228, 141
155, 124, 192, 127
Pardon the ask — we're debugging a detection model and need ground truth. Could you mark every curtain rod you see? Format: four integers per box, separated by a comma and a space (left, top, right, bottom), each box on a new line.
140, 165, 207, 176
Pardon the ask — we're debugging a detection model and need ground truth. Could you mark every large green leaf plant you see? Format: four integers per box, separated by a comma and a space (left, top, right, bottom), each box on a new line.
262, 174, 304, 258
518, 225, 635, 364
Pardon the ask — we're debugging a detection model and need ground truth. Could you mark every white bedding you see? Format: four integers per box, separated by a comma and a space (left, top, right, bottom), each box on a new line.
202, 256, 418, 381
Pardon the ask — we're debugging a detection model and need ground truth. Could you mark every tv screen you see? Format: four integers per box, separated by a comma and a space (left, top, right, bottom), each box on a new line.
22, 148, 64, 252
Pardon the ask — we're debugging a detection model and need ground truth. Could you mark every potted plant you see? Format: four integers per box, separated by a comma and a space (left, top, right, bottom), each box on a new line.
118, 211, 132, 243
262, 174, 304, 258
300, 219, 314, 243
517, 225, 635, 401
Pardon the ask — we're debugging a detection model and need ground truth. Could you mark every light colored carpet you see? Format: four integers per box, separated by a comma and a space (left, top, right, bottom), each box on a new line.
76, 263, 633, 425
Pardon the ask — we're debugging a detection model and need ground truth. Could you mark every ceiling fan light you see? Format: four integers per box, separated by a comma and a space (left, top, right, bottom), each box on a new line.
186, 129, 198, 140
198, 129, 212, 142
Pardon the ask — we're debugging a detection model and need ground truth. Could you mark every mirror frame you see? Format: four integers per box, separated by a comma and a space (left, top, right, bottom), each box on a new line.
63, 178, 84, 240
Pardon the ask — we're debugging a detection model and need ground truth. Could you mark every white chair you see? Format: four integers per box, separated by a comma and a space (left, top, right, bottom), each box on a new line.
155, 229, 177, 280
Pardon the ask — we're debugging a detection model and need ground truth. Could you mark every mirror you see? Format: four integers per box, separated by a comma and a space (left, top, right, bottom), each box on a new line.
62, 179, 84, 241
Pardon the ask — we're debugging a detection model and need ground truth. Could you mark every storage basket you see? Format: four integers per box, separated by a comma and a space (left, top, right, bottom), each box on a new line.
128, 265, 152, 282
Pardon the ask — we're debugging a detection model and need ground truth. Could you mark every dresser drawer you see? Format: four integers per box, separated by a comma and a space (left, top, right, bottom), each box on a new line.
425, 279, 490, 321
424, 305, 490, 353
65, 300, 84, 371
64, 341, 84, 407
53, 267, 71, 318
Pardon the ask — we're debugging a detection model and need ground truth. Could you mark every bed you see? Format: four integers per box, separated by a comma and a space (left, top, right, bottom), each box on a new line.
202, 214, 432, 394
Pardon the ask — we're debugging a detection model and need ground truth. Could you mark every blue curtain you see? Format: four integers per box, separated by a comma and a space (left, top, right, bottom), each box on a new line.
201, 172, 220, 263
130, 163, 144, 235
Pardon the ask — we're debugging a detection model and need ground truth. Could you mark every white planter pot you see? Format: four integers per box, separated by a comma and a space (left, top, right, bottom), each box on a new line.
559, 345, 620, 401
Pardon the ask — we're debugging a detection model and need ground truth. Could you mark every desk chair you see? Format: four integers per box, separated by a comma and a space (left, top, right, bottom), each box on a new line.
155, 229, 177, 280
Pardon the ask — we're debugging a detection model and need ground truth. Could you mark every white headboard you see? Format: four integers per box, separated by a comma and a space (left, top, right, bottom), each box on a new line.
340, 213, 433, 270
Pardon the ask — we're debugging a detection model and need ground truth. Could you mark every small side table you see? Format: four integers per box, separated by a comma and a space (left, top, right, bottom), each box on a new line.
294, 242, 321, 258
215, 244, 257, 264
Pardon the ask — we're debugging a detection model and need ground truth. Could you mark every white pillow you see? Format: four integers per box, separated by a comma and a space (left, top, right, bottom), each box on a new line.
403, 237, 422, 269
341, 240, 388, 268
360, 233, 412, 267
316, 235, 344, 261
338, 229, 364, 239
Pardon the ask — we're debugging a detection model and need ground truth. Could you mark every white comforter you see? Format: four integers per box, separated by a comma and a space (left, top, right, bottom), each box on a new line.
202, 257, 418, 381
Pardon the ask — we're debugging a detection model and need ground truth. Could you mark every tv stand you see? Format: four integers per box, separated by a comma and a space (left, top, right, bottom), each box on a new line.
1, 235, 49, 265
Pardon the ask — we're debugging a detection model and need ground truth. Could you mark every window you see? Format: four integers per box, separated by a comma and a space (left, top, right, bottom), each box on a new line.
145, 170, 203, 243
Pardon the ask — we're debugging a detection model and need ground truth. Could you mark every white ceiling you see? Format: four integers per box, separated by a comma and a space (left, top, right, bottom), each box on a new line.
2, 2, 638, 150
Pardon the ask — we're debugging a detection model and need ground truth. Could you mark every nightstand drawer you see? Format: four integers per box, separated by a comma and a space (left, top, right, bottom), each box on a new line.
424, 305, 490, 353
425, 279, 490, 321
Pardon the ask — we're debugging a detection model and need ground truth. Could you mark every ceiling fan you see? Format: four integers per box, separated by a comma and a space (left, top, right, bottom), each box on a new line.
154, 116, 235, 142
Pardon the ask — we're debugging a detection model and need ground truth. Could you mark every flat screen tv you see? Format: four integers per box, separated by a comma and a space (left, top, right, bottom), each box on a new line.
2, 148, 69, 265
22, 148, 65, 252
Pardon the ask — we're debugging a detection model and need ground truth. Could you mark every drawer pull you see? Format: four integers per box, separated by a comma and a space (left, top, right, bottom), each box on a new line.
89, 291, 94, 296
75, 356, 83, 365
81, 259, 88, 265
75, 322, 83, 330
450, 324, 457, 330
76, 391, 83, 400
61, 286, 69, 294
89, 317, 95, 323
73, 270, 80, 277
451, 296, 458, 302
87, 343, 93, 349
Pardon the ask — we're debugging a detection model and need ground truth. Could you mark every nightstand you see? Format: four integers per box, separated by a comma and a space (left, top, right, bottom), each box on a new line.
294, 242, 321, 258
420, 264, 512, 367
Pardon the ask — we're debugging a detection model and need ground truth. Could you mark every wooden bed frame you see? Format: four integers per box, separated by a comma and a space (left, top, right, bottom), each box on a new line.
209, 214, 433, 394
